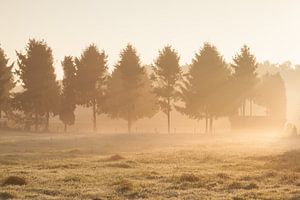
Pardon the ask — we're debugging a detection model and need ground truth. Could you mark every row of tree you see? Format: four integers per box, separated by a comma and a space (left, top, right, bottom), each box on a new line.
0, 40, 285, 133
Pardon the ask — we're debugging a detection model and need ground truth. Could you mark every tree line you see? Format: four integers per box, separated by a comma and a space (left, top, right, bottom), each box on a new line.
0, 39, 286, 133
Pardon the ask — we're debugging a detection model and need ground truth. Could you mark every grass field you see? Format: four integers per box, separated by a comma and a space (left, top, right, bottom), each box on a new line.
0, 131, 299, 200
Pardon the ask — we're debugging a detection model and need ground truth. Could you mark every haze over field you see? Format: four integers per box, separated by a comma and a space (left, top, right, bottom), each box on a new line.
0, 1, 300, 200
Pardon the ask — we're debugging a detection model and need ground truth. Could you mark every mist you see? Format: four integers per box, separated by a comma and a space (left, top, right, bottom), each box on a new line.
0, 1, 299, 200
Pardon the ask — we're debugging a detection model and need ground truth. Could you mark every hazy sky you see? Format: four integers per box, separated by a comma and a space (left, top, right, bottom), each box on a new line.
0, 0, 300, 79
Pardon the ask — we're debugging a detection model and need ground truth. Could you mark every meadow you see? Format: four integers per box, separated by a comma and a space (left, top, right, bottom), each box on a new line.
0, 131, 299, 200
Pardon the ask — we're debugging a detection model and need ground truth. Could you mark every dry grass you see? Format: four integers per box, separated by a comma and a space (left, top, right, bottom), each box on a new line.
0, 131, 299, 199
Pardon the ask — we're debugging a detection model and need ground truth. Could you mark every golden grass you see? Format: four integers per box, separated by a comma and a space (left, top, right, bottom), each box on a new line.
0, 131, 299, 199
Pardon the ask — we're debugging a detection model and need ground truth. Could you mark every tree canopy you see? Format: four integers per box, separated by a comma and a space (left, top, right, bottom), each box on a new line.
232, 45, 258, 116
255, 72, 286, 119
59, 56, 76, 131
152, 46, 182, 133
106, 44, 157, 133
16, 39, 60, 131
0, 46, 14, 118
179, 43, 231, 133
75, 44, 109, 132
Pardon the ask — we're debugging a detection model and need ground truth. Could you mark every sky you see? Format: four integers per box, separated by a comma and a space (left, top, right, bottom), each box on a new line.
0, 0, 300, 79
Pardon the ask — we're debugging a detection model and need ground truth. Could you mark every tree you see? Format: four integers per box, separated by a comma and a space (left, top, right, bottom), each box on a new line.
0, 46, 14, 119
16, 39, 60, 132
152, 46, 181, 133
75, 44, 108, 132
179, 43, 230, 133
254, 73, 286, 119
106, 44, 157, 133
232, 45, 258, 116
59, 56, 76, 132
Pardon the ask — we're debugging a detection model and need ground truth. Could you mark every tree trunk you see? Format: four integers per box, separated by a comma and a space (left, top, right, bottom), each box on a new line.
35, 110, 38, 132
205, 112, 208, 134
45, 111, 49, 132
167, 110, 170, 134
167, 97, 170, 134
209, 115, 213, 134
92, 99, 97, 132
250, 98, 252, 116
128, 117, 132, 133
242, 100, 246, 116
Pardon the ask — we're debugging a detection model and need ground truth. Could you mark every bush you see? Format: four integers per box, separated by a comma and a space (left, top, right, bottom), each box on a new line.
2, 176, 27, 186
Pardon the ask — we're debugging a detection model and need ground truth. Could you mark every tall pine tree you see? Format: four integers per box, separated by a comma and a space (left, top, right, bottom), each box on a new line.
179, 43, 230, 133
152, 46, 181, 133
232, 45, 258, 116
16, 39, 60, 132
59, 56, 76, 132
0, 46, 14, 119
106, 44, 157, 133
75, 44, 108, 132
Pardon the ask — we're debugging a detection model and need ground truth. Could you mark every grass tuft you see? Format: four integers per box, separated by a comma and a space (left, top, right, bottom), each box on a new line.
0, 192, 14, 200
114, 179, 134, 194
177, 173, 199, 183
243, 182, 259, 190
290, 195, 300, 200
106, 163, 132, 168
106, 154, 125, 161
263, 171, 277, 178
227, 181, 243, 190
216, 172, 230, 179
228, 181, 258, 190
2, 176, 27, 186
63, 175, 81, 182
280, 173, 299, 184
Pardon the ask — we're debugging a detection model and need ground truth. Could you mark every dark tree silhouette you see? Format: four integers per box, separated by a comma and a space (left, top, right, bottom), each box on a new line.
179, 43, 230, 133
152, 46, 181, 133
0, 46, 14, 119
106, 44, 157, 133
232, 45, 258, 116
16, 39, 60, 132
59, 56, 76, 132
75, 44, 108, 132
